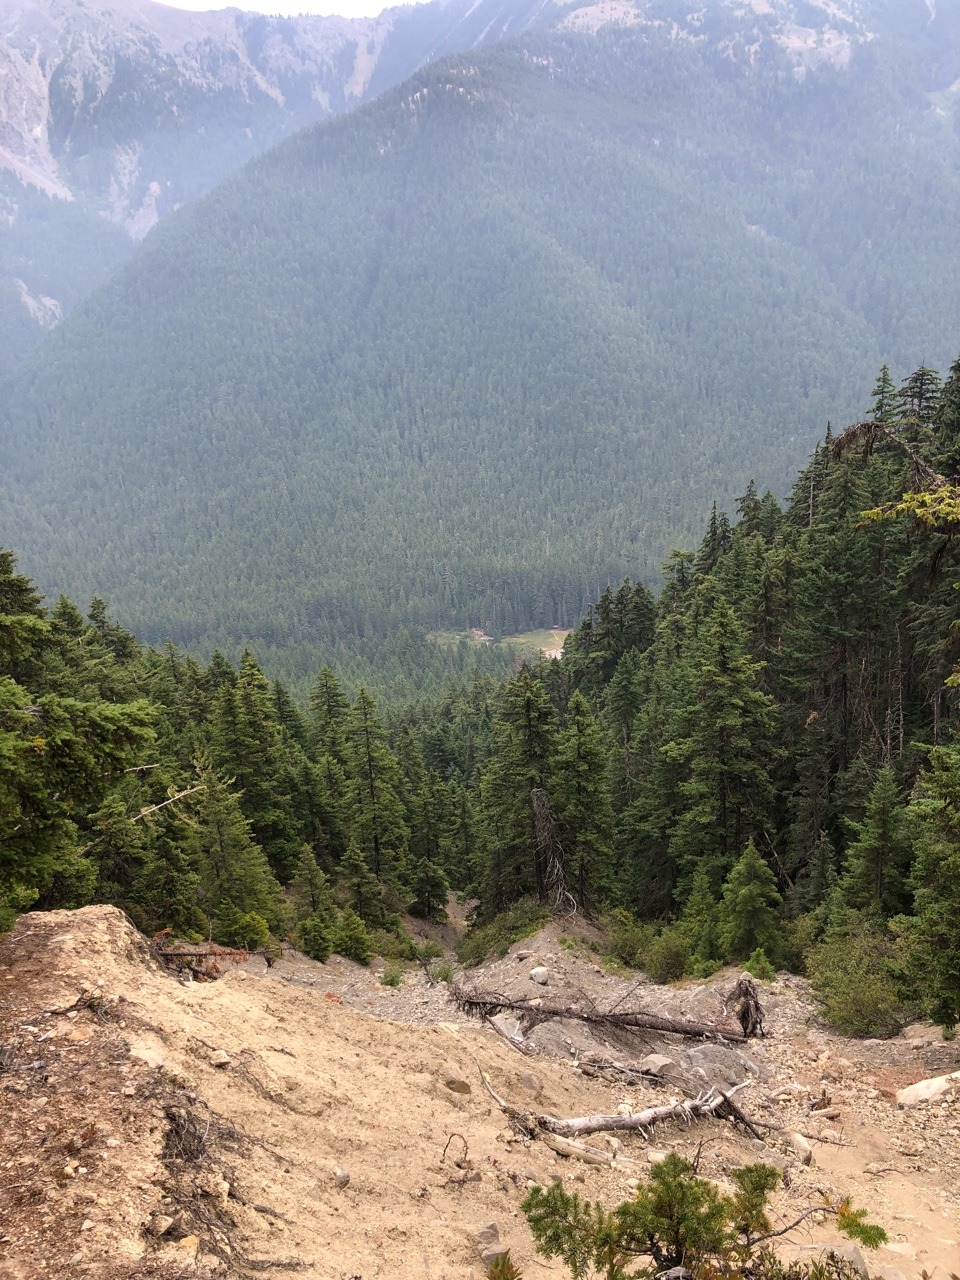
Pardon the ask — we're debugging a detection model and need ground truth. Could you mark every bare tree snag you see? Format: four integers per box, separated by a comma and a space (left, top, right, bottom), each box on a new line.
454, 987, 747, 1043
724, 975, 766, 1039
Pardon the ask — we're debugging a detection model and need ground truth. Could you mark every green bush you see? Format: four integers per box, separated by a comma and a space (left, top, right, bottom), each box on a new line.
369, 926, 415, 960
603, 908, 657, 969
644, 927, 692, 984
456, 899, 549, 967
331, 909, 372, 965
294, 910, 333, 962
521, 1151, 885, 1280
430, 959, 454, 984
380, 961, 404, 987
807, 919, 911, 1036
744, 947, 777, 980
214, 908, 271, 951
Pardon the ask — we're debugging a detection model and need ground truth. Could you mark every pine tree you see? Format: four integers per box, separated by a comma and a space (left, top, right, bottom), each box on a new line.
904, 744, 960, 1030
870, 364, 898, 425
717, 839, 783, 963
839, 767, 911, 917
211, 651, 301, 881
551, 691, 614, 910
667, 588, 778, 891
478, 666, 559, 913
184, 758, 287, 940
343, 689, 410, 884
338, 840, 386, 927
678, 868, 721, 963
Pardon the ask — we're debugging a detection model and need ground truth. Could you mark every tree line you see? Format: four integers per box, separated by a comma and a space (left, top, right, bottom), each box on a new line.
4, 356, 960, 1029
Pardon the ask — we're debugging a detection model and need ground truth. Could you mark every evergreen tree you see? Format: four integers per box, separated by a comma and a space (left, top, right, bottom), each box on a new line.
338, 840, 386, 927
551, 691, 614, 910
904, 744, 960, 1030
343, 689, 410, 883
717, 839, 783, 963
839, 767, 911, 917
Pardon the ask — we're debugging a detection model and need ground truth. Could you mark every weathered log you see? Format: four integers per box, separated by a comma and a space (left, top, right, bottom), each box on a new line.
454, 986, 746, 1043
536, 1087, 744, 1139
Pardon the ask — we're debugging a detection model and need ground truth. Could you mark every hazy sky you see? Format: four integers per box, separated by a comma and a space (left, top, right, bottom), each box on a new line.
157, 0, 420, 15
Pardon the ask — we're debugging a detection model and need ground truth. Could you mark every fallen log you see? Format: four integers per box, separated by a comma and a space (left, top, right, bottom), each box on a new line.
536, 1087, 746, 1139
454, 986, 746, 1043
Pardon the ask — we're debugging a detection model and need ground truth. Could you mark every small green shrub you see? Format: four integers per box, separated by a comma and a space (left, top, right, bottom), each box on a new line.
559, 935, 576, 951
456, 899, 549, 967
644, 927, 692, 984
603, 908, 658, 969
214, 909, 271, 951
331, 909, 372, 965
380, 961, 404, 987
369, 927, 415, 960
807, 920, 911, 1036
431, 959, 454, 984
411, 938, 443, 962
744, 947, 777, 980
294, 910, 333, 962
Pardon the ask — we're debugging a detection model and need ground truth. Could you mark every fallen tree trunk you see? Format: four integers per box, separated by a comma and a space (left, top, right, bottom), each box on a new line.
537, 1087, 744, 1139
455, 987, 746, 1043
477, 1061, 756, 1145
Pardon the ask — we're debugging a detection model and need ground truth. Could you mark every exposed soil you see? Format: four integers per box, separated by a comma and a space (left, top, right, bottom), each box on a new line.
1, 908, 958, 1280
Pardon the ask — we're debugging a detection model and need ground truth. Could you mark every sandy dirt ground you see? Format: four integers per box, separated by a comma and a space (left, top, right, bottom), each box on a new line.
1, 907, 958, 1280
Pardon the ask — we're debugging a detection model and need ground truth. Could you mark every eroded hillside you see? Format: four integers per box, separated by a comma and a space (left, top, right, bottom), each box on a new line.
1, 907, 958, 1279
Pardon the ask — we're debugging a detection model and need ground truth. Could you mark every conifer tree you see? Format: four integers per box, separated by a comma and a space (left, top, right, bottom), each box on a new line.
478, 666, 559, 912
344, 689, 410, 883
667, 588, 777, 890
551, 691, 613, 910
211, 651, 301, 881
717, 839, 782, 962
839, 767, 911, 917
338, 840, 386, 927
180, 759, 286, 940
904, 744, 960, 1030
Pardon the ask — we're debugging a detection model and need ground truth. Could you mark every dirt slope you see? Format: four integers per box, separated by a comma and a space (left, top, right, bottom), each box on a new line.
1, 908, 958, 1280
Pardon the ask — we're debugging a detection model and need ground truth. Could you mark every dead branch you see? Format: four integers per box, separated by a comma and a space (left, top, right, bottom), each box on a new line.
483, 1013, 535, 1056
723, 975, 766, 1039
454, 986, 746, 1043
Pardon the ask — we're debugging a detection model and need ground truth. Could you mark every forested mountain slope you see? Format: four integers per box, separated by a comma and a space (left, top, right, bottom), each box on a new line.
0, 0, 552, 375
3, 0, 960, 681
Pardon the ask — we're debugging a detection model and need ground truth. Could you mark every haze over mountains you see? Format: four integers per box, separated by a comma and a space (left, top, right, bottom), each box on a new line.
2, 0, 960, 683
0, 0, 552, 372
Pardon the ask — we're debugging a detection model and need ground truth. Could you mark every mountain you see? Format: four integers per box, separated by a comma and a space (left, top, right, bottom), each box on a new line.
0, 0, 555, 376
2, 0, 960, 683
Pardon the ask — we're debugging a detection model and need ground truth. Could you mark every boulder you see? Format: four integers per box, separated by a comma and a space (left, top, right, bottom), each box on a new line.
443, 1074, 471, 1095
639, 1054, 679, 1077
789, 1133, 814, 1166
529, 967, 549, 985
896, 1069, 960, 1107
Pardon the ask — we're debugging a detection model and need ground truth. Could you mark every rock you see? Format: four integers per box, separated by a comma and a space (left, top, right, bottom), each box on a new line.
789, 1133, 814, 1166
332, 1164, 350, 1189
129, 1041, 165, 1070
639, 1054, 678, 1077
80, 1220, 94, 1231
647, 1149, 668, 1165
208, 1049, 231, 1068
792, 1245, 867, 1280
481, 1245, 512, 1266
178, 1235, 200, 1256
120, 1084, 136, 1097
896, 1069, 960, 1107
517, 1072, 544, 1100
443, 1074, 471, 1095
475, 1222, 500, 1254
147, 1215, 176, 1237
529, 967, 549, 985
515, 951, 534, 961
872, 1267, 908, 1280
831, 1245, 869, 1279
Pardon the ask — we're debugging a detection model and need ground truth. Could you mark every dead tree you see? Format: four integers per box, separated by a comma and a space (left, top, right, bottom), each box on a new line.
454, 987, 746, 1043
724, 975, 766, 1038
